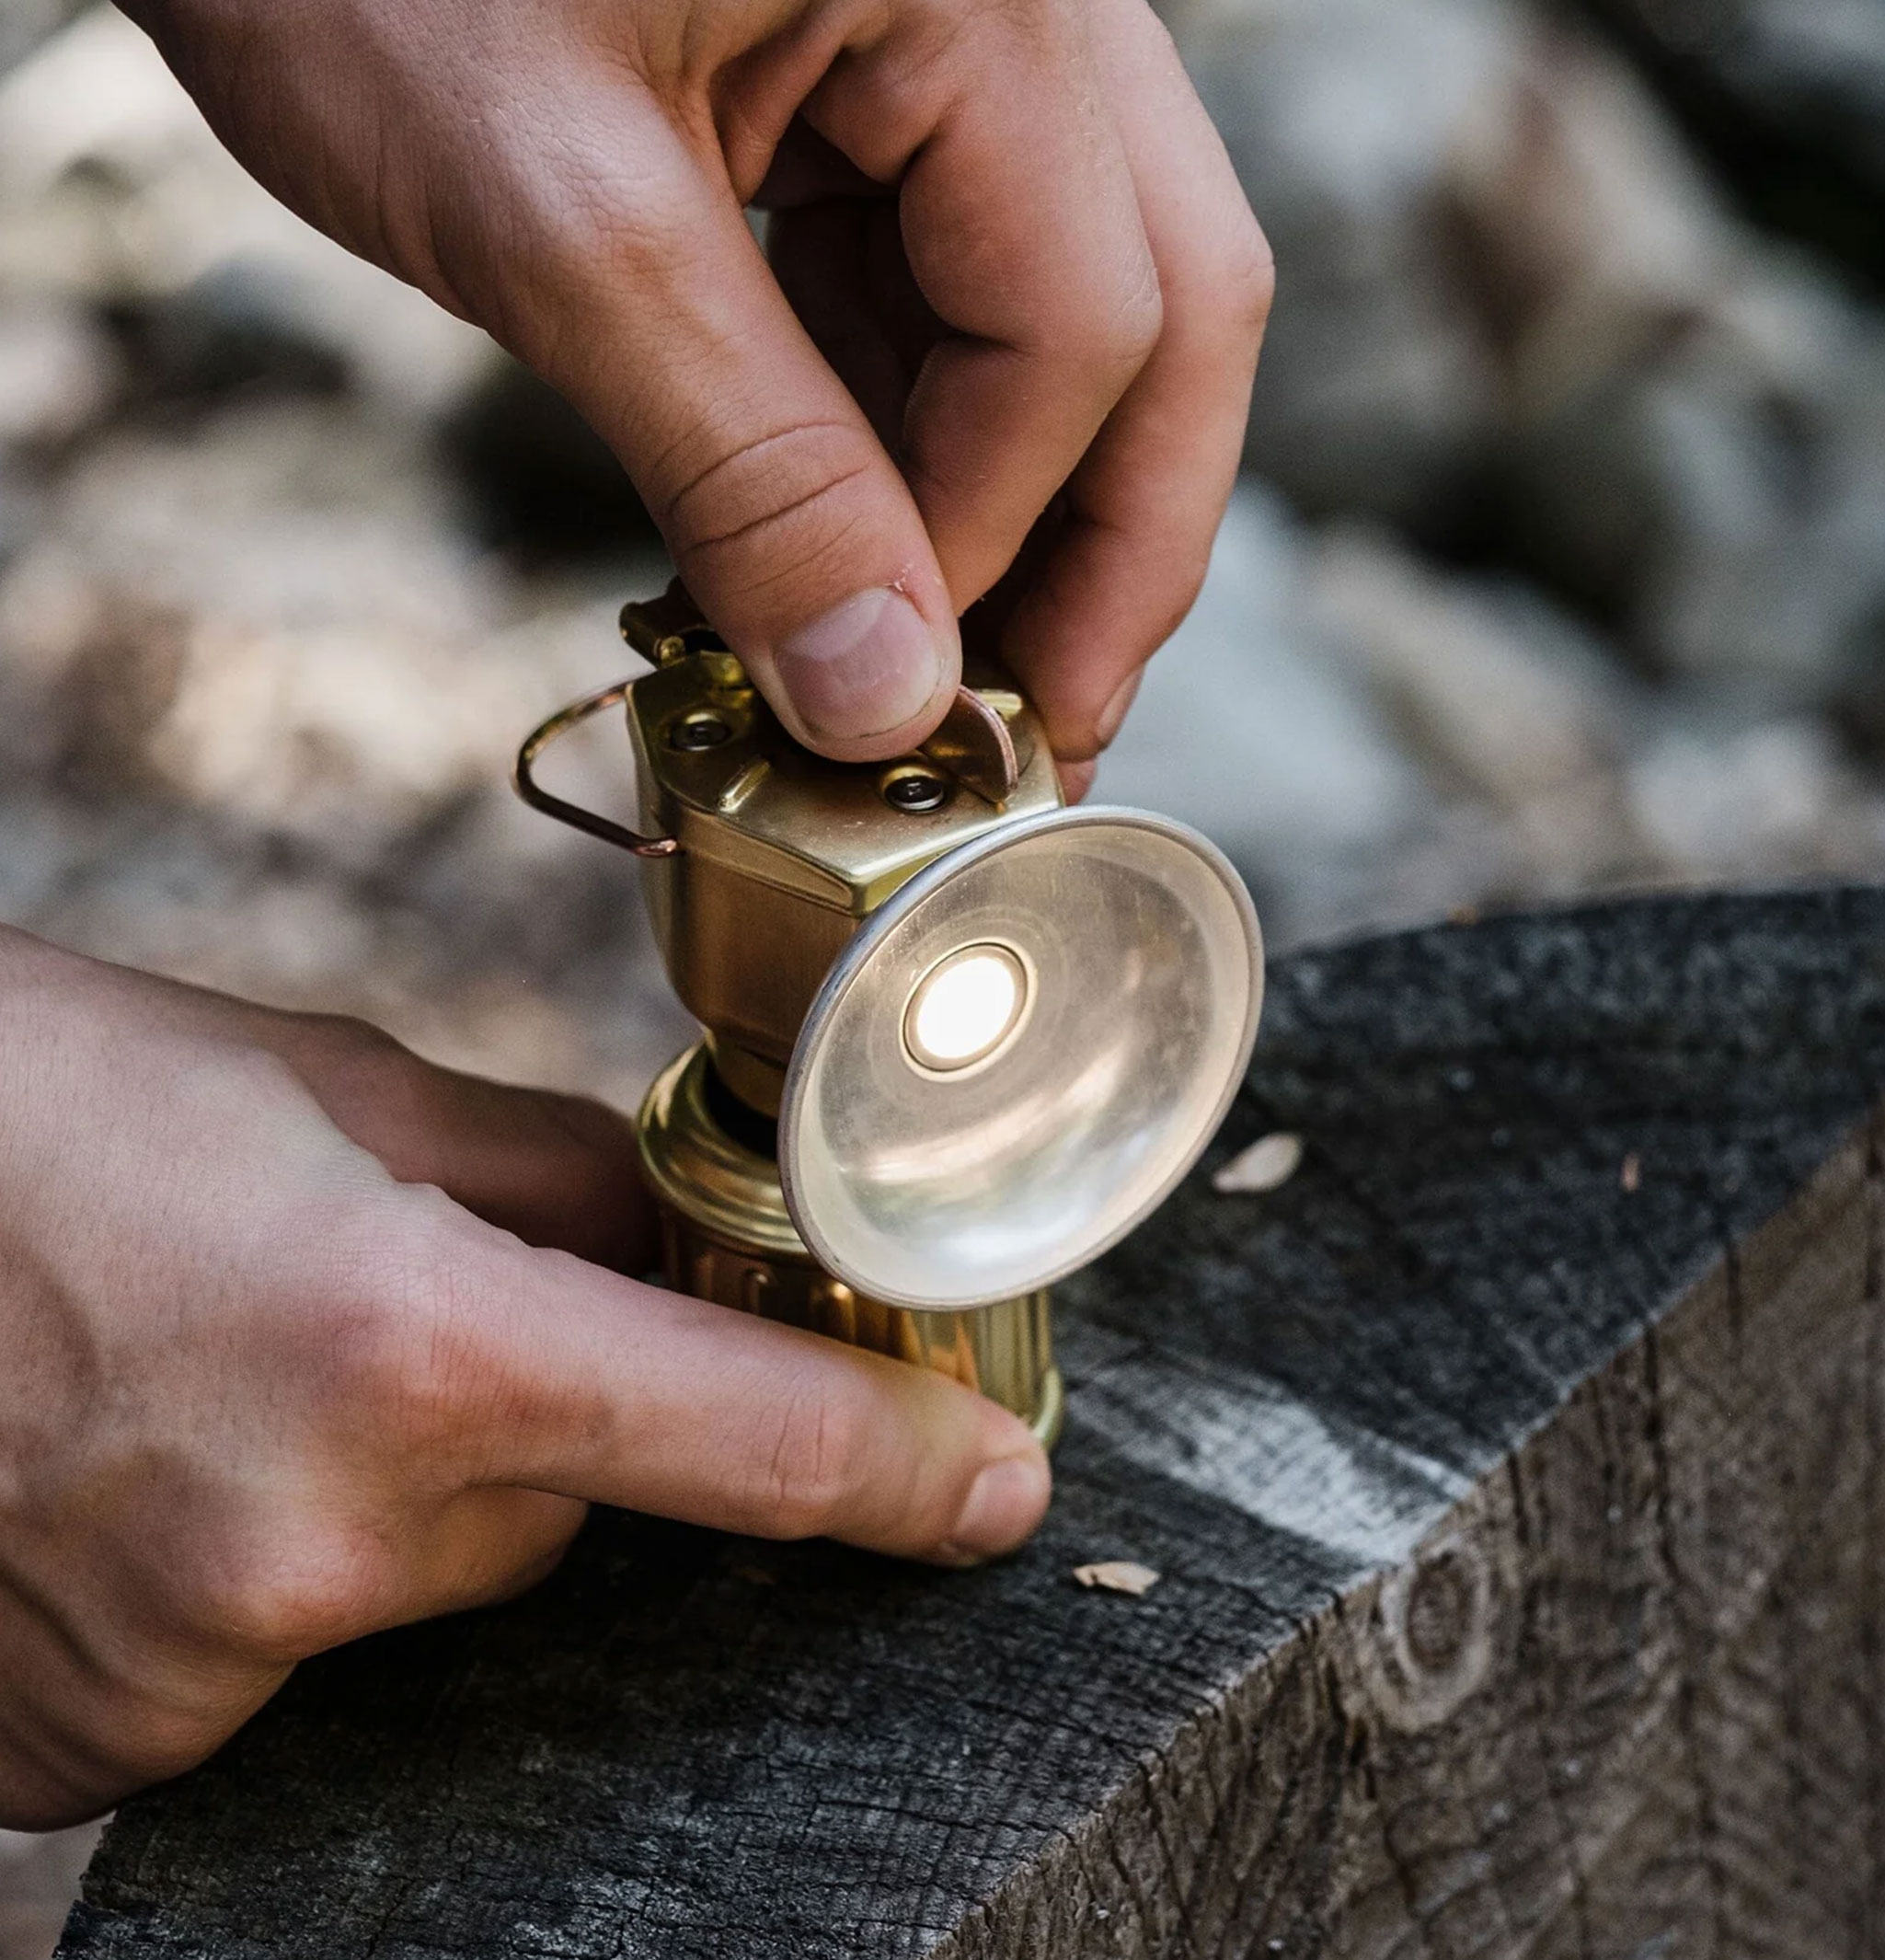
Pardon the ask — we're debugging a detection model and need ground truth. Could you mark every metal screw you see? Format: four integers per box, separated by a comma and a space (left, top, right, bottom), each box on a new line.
670, 714, 730, 751
883, 770, 948, 813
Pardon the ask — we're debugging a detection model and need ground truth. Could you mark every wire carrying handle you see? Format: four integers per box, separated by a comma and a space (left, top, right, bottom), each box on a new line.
511, 679, 680, 859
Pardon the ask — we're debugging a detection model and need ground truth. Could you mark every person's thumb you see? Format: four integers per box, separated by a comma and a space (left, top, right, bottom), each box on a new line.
505, 128, 959, 761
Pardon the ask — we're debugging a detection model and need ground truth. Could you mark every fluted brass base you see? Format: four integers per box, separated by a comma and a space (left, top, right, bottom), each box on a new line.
638, 1043, 1063, 1448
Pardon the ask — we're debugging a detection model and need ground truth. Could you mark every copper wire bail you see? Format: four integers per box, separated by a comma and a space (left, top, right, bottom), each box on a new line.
512, 681, 679, 859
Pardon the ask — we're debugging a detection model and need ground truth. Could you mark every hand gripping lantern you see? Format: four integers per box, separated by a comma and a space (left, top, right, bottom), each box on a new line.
514, 585, 1264, 1447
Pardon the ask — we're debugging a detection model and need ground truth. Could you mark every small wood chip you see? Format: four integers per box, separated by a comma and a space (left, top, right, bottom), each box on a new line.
1073, 1561, 1162, 1597
1213, 1132, 1304, 1194
1620, 1152, 1640, 1193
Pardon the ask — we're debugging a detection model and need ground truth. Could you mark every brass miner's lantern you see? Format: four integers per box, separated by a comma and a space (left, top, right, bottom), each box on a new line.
515, 585, 1263, 1446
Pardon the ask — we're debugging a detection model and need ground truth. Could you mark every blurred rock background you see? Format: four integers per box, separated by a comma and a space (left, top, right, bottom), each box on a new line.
3, 0, 1882, 1948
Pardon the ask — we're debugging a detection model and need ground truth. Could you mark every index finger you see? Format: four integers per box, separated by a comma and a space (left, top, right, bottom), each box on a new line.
416, 1210, 1051, 1567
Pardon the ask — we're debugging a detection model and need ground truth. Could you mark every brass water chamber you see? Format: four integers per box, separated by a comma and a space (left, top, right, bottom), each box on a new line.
638, 1044, 1062, 1447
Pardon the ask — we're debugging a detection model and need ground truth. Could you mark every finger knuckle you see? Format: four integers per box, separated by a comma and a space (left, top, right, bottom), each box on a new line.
1114, 272, 1167, 371
303, 1009, 403, 1058
305, 1197, 490, 1454
662, 418, 884, 602
1060, 267, 1164, 384
1215, 215, 1277, 343
189, 1531, 383, 1663
749, 1380, 872, 1540
290, 1010, 431, 1127
298, 1012, 412, 1085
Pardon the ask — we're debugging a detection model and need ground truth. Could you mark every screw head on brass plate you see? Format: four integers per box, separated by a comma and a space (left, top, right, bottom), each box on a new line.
670, 712, 731, 751
779, 806, 1264, 1311
881, 767, 950, 813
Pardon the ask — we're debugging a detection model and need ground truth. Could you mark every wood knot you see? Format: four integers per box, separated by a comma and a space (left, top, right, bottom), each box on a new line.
1358, 1532, 1496, 1732
1404, 1546, 1473, 1672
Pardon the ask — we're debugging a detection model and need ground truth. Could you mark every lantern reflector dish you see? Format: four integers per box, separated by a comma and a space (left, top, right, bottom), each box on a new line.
778, 806, 1262, 1310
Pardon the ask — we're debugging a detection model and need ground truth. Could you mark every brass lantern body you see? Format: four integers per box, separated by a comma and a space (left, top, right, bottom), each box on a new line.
516, 589, 1066, 1444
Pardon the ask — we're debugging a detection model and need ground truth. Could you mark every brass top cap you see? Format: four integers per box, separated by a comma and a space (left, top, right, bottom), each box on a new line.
619, 585, 1061, 919
513, 582, 1066, 1068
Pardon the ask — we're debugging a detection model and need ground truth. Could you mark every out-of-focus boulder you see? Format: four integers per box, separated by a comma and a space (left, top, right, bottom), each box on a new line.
1101, 480, 1885, 940
1624, 709, 1857, 875
1571, 0, 1885, 278
0, 384, 693, 1101
0, 6, 492, 415
0, 400, 525, 855
1505, 310, 1885, 708
0, 1822, 103, 1960
1165, 0, 1513, 536
1166, 0, 1885, 713
1098, 482, 1433, 945
1305, 526, 1624, 805
1457, 28, 1885, 709
1303, 523, 1661, 906
104, 262, 351, 413
0, 8, 642, 575
0, 294, 117, 447
0, 0, 86, 83
438, 356, 658, 565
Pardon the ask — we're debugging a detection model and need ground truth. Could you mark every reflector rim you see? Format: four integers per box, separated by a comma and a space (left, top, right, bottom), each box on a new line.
778, 804, 1264, 1311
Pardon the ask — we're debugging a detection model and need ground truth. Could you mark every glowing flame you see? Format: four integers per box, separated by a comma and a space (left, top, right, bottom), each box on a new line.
904, 945, 1026, 1071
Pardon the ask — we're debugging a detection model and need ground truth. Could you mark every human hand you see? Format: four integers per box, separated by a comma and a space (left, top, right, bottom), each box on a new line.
119, 0, 1270, 790
0, 928, 1049, 1828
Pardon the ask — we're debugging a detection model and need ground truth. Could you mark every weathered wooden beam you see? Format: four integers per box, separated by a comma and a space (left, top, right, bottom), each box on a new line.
57, 888, 1885, 1958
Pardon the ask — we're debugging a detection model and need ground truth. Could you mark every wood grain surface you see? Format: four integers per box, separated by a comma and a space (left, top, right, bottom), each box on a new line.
57, 888, 1885, 1958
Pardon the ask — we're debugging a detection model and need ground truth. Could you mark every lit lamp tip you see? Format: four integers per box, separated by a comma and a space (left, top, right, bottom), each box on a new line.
902, 943, 1029, 1074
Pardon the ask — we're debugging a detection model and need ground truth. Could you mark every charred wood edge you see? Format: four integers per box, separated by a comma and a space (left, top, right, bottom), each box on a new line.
936, 1124, 1884, 1957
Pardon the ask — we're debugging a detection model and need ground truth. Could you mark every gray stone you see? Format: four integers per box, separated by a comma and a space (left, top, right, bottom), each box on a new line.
1098, 484, 1431, 946
1166, 0, 1511, 532
0, 1827, 101, 1960
0, 298, 116, 449
0, 0, 86, 84
0, 8, 492, 417
1573, 0, 1885, 273
1166, 0, 1885, 709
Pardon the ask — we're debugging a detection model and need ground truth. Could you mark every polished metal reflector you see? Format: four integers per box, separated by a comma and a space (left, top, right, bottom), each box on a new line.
778, 806, 1264, 1311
